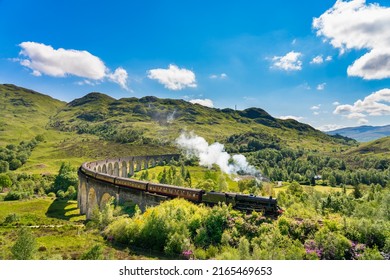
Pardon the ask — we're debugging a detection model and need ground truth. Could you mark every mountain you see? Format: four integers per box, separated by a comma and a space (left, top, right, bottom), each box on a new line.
326, 125, 390, 142
0, 84, 359, 174
49, 92, 356, 152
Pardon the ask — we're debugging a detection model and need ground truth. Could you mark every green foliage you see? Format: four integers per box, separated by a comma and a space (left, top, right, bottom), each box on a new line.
80, 245, 104, 260
11, 227, 37, 260
53, 162, 78, 193
0, 173, 12, 191
0, 160, 9, 173
3, 213, 20, 224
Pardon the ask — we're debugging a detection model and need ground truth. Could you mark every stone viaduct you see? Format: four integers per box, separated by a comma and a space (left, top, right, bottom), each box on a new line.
77, 154, 179, 219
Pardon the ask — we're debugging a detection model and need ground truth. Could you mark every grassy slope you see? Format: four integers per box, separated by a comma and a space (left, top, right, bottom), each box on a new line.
346, 136, 390, 157
0, 198, 150, 260
0, 84, 66, 145
0, 84, 374, 176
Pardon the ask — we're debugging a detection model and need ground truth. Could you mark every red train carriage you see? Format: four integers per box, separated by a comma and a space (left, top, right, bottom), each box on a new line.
115, 177, 148, 191
147, 182, 203, 203
95, 173, 116, 184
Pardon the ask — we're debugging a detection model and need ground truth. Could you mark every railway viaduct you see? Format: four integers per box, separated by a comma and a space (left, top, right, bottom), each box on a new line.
77, 154, 179, 219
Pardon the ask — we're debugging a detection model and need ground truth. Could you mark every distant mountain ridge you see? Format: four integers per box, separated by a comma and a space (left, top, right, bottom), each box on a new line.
326, 125, 390, 142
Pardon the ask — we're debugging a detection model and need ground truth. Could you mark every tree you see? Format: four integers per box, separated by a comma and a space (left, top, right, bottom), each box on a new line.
11, 227, 36, 260
9, 158, 22, 170
0, 160, 9, 173
0, 173, 12, 192
53, 162, 78, 193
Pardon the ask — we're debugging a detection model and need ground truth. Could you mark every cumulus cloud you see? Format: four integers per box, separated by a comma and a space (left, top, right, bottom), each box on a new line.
313, 0, 390, 80
272, 51, 303, 71
147, 64, 197, 90
189, 98, 214, 108
333, 101, 340, 106
310, 55, 324, 64
333, 88, 390, 122
278, 115, 304, 121
107, 67, 128, 90
18, 41, 129, 89
317, 83, 326, 90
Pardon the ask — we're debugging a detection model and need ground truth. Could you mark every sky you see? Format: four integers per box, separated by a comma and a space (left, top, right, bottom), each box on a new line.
0, 0, 389, 131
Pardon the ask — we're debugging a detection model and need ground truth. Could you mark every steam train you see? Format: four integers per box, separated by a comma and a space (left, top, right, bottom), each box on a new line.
80, 164, 282, 216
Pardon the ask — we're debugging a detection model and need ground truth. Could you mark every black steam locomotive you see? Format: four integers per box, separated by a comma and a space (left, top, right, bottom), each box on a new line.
80, 164, 282, 216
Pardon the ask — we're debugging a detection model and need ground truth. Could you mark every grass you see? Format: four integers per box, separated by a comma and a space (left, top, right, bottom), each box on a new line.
0, 197, 84, 226
0, 197, 151, 260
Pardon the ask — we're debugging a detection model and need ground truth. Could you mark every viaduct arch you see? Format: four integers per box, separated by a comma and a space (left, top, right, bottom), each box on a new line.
78, 154, 179, 219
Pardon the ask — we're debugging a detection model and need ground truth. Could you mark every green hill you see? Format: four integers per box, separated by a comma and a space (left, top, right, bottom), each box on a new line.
0, 84, 66, 145
346, 136, 390, 157
49, 92, 355, 153
0, 84, 376, 177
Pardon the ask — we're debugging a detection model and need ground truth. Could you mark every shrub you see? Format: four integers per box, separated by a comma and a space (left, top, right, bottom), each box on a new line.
11, 227, 37, 260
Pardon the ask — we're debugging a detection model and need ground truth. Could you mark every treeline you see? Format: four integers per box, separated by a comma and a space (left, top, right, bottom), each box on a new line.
247, 148, 390, 187
0, 162, 78, 201
0, 135, 44, 172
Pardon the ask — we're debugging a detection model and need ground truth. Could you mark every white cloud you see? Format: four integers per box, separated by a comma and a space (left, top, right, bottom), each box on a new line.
358, 118, 369, 124
147, 64, 196, 90
333, 101, 340, 106
334, 88, 390, 120
189, 98, 214, 108
209, 73, 228, 80
317, 124, 346, 131
18, 41, 128, 89
278, 115, 304, 121
313, 111, 320, 115
317, 83, 326, 90
310, 55, 324, 64
313, 0, 390, 80
311, 105, 321, 110
325, 56, 332, 61
272, 51, 302, 71
107, 67, 128, 90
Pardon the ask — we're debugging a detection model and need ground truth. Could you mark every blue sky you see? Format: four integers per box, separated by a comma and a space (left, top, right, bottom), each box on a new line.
0, 0, 389, 131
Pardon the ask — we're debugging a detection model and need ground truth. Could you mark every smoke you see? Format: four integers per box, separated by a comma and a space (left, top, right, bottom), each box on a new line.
167, 109, 177, 123
175, 132, 262, 178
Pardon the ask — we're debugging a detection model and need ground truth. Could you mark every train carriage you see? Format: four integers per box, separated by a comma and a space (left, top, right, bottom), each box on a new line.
147, 182, 203, 203
95, 173, 116, 184
115, 177, 148, 191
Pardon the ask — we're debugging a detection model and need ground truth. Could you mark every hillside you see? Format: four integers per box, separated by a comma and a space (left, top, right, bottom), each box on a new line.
0, 84, 365, 176
327, 125, 390, 142
0, 84, 66, 145
346, 136, 390, 157
50, 92, 356, 153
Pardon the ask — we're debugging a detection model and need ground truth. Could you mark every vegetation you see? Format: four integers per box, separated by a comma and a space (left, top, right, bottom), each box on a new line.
0, 84, 389, 260
100, 183, 390, 260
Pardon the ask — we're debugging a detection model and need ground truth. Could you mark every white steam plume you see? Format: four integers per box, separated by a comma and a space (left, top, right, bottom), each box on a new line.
175, 132, 262, 177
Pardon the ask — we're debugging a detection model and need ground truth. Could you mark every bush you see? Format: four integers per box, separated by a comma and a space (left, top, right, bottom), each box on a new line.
4, 191, 22, 201
11, 227, 37, 260
80, 245, 104, 260
3, 213, 20, 224
0, 173, 12, 191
